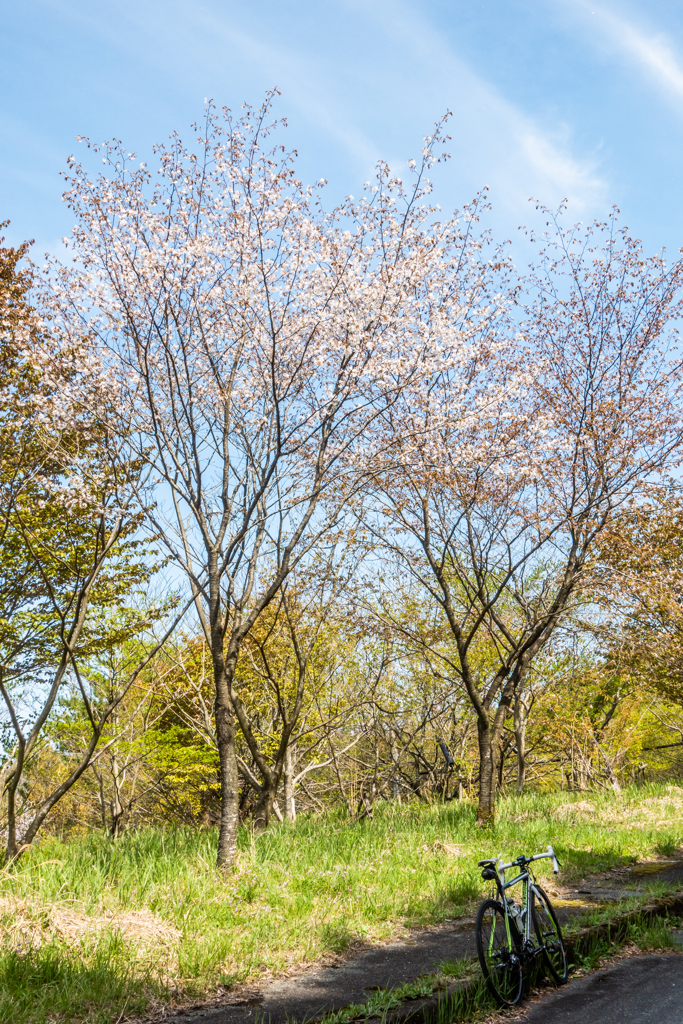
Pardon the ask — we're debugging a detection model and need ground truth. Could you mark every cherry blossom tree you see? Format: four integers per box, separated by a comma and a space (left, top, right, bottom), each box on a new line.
61, 95, 505, 867
370, 209, 683, 825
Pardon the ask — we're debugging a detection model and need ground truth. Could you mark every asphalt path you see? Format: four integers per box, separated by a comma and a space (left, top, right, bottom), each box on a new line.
170, 918, 479, 1024
167, 860, 683, 1024
521, 954, 683, 1024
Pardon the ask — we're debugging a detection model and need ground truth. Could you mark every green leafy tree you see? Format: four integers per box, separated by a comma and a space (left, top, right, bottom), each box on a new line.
0, 229, 180, 862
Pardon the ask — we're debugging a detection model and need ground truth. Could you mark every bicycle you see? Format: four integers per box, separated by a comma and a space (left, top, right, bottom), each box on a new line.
475, 845, 568, 1006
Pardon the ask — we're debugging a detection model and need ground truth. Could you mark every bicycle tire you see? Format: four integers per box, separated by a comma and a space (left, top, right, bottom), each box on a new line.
531, 886, 567, 984
475, 898, 524, 1006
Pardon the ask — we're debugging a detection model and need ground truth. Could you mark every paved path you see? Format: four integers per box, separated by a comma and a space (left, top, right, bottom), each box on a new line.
521, 954, 683, 1024
171, 918, 477, 1024
167, 859, 683, 1024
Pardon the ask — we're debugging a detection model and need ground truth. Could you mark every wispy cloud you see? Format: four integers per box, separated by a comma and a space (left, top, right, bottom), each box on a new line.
46, 0, 610, 217
567, 0, 683, 104
338, 0, 607, 214
209, 0, 608, 215
187, 19, 382, 171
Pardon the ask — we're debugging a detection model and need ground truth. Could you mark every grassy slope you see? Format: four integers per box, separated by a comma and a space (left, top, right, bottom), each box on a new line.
2, 784, 683, 1024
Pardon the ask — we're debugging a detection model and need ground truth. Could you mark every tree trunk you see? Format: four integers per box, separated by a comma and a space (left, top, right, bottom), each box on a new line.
595, 740, 622, 792
110, 750, 124, 838
252, 779, 277, 831
4, 739, 25, 864
477, 719, 496, 826
497, 735, 513, 792
284, 746, 296, 821
514, 692, 528, 795
5, 776, 18, 864
214, 649, 239, 870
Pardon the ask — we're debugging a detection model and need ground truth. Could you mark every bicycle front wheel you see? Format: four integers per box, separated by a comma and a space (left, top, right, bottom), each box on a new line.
531, 886, 567, 984
475, 898, 523, 1006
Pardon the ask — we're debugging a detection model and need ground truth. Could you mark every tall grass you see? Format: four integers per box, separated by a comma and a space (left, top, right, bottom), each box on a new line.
2, 783, 682, 1023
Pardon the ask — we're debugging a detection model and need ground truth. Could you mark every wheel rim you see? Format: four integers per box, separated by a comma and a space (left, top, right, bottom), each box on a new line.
477, 902, 522, 1004
534, 894, 566, 979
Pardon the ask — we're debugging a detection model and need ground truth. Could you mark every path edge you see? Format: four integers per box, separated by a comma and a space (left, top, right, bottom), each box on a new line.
354, 893, 683, 1024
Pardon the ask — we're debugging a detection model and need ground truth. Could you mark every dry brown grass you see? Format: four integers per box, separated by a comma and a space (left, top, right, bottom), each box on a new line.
0, 892, 180, 951
555, 800, 597, 817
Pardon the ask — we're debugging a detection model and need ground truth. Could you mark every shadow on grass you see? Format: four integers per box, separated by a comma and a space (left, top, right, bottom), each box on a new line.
446, 876, 481, 907
654, 837, 681, 857
554, 846, 636, 877
320, 921, 359, 955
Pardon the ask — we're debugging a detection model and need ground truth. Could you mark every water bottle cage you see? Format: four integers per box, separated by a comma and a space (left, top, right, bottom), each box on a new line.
506, 898, 526, 917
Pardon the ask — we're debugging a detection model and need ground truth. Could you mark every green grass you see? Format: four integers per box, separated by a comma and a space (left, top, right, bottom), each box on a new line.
0, 936, 165, 1024
570, 914, 682, 979
319, 974, 445, 1024
2, 783, 683, 1023
626, 916, 680, 950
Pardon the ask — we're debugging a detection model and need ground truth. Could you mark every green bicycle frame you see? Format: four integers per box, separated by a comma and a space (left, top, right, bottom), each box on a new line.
485, 845, 560, 951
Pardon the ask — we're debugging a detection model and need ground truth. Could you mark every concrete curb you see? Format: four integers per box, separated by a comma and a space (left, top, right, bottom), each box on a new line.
357, 894, 683, 1024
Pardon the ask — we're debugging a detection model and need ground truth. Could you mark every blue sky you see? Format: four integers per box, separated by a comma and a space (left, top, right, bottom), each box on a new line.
2, 0, 683, 257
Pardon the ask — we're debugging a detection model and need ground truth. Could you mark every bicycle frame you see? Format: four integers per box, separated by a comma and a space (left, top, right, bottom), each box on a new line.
476, 845, 566, 1007
482, 846, 560, 954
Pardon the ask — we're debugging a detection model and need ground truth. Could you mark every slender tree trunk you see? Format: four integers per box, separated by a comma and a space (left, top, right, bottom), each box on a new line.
4, 738, 26, 864
514, 693, 529, 795
1, 665, 25, 864
5, 776, 19, 863
110, 750, 123, 838
252, 778, 277, 830
213, 648, 239, 870
284, 745, 296, 821
477, 719, 496, 826
595, 740, 622, 793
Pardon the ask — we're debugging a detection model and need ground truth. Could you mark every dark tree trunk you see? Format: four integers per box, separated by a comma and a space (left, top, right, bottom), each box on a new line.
213, 646, 239, 869
477, 719, 496, 826
252, 779, 277, 831
497, 735, 513, 791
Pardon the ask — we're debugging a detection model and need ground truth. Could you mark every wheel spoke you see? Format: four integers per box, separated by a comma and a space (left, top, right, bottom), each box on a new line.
475, 899, 523, 1006
532, 887, 567, 984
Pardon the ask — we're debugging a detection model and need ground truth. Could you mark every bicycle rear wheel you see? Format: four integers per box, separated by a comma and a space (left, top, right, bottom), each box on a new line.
475, 898, 523, 1006
531, 886, 567, 983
